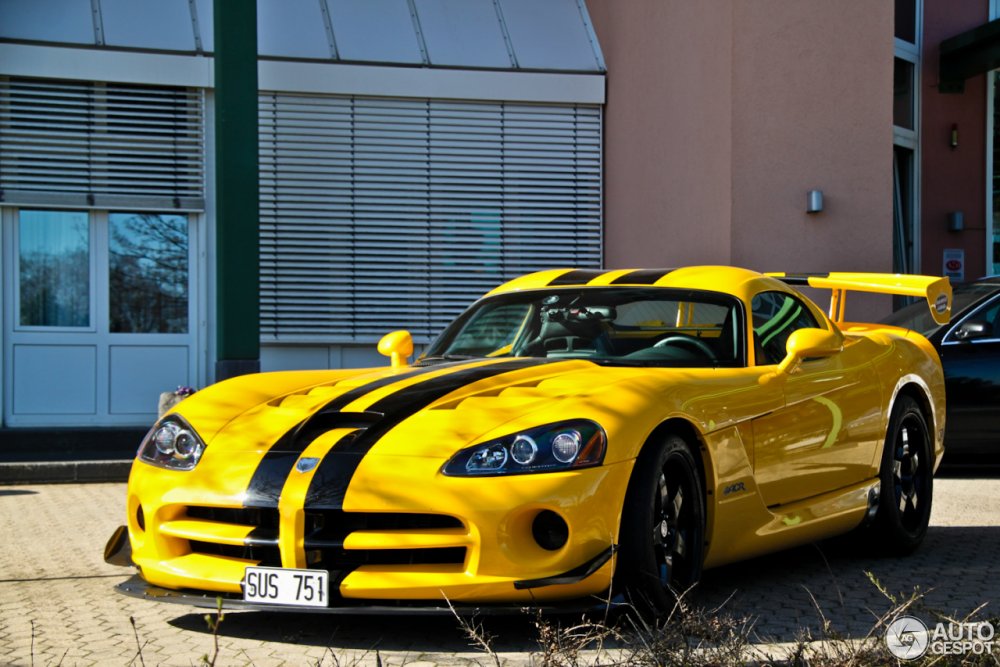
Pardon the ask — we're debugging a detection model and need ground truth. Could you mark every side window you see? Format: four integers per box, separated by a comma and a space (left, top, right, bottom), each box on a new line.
985, 301, 1000, 336
953, 298, 1000, 341
751, 291, 820, 365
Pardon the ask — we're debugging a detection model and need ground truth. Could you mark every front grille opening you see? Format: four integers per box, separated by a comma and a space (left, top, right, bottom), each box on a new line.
304, 510, 463, 544
189, 540, 282, 567
306, 547, 466, 568
184, 506, 281, 566
186, 505, 280, 529
304, 510, 466, 569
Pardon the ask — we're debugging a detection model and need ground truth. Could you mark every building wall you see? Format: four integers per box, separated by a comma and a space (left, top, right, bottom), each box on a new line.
588, 1, 894, 301
730, 2, 893, 274
585, 1, 733, 268
921, 0, 989, 281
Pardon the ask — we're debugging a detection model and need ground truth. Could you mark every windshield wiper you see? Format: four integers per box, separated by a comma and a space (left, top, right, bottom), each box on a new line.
589, 358, 657, 367
417, 354, 480, 364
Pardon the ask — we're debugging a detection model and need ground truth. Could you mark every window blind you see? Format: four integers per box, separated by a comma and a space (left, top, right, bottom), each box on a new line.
0, 77, 205, 210
259, 93, 602, 342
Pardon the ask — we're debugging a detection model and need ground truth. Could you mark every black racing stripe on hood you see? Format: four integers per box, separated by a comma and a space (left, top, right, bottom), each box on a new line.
243, 360, 473, 509
609, 269, 676, 285
303, 358, 551, 509
318, 360, 473, 414
547, 269, 606, 286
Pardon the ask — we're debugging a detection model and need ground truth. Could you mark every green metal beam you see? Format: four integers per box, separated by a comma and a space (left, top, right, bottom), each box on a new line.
213, 0, 260, 379
940, 18, 1000, 93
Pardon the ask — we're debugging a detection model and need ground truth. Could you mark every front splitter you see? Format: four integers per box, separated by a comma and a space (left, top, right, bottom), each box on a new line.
113, 574, 616, 616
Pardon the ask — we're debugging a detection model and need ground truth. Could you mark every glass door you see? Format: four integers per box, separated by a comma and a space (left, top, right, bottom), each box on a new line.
3, 208, 200, 426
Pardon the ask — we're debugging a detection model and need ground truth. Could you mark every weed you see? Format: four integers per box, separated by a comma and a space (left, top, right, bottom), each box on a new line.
199, 596, 225, 667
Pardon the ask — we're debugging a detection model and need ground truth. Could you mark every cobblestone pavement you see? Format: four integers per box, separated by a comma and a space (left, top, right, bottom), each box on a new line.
1, 476, 998, 666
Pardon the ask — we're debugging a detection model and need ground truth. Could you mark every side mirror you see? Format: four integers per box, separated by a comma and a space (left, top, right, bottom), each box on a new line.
776, 327, 843, 375
378, 330, 413, 369
953, 320, 991, 342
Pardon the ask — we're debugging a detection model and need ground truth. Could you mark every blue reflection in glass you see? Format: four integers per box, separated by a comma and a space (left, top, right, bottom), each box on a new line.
19, 210, 90, 327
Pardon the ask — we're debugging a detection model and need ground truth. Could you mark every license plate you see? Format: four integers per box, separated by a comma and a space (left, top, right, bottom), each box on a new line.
243, 566, 329, 607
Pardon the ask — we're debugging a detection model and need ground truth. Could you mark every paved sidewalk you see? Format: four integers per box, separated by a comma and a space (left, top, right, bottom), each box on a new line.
1, 478, 999, 666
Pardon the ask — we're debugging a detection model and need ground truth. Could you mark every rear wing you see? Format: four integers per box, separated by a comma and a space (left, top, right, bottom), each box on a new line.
767, 272, 952, 326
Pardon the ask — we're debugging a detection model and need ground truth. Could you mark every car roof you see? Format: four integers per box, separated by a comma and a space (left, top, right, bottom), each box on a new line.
486, 266, 781, 299
965, 276, 1000, 287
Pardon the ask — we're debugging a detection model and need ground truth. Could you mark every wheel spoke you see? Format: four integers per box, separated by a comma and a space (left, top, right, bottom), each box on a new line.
672, 485, 684, 519
674, 530, 688, 558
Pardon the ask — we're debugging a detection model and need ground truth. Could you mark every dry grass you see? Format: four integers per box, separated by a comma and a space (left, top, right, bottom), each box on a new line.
34, 574, 998, 666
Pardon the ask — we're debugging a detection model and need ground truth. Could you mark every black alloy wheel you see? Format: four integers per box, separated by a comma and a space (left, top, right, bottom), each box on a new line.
617, 434, 705, 614
873, 395, 933, 555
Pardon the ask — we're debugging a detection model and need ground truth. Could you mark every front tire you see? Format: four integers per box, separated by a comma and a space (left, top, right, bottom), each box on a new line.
872, 395, 933, 555
616, 435, 706, 613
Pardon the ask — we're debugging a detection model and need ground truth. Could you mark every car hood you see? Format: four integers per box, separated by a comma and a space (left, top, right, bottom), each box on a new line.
171, 358, 647, 458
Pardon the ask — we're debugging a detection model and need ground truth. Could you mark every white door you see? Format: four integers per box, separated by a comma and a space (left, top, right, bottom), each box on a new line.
3, 208, 200, 426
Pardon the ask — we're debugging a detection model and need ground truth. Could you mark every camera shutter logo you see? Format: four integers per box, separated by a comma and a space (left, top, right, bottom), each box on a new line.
886, 616, 929, 660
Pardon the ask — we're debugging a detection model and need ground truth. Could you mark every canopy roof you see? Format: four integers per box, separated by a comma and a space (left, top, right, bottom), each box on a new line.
0, 0, 605, 73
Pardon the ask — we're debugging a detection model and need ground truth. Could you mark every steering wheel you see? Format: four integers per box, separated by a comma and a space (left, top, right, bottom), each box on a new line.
653, 334, 717, 360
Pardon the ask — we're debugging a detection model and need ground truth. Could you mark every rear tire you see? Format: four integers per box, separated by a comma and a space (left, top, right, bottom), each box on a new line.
616, 435, 706, 614
871, 395, 933, 555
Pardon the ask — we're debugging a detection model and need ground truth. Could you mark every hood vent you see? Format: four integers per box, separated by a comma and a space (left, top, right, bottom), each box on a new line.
268, 378, 371, 409
272, 411, 383, 454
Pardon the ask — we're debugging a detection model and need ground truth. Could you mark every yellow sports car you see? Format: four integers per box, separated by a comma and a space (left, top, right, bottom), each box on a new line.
105, 266, 951, 614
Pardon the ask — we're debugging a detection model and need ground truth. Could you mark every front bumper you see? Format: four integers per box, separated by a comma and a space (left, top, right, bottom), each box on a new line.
122, 452, 632, 605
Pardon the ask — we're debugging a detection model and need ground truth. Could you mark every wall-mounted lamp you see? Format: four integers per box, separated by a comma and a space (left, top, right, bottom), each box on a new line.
950, 123, 959, 149
948, 211, 964, 232
807, 190, 824, 214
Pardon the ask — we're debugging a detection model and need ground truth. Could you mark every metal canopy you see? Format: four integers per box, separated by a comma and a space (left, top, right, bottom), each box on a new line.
939, 17, 1000, 93
0, 0, 605, 74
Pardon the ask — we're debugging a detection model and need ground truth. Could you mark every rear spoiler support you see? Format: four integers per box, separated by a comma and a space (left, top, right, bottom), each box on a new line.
767, 272, 953, 325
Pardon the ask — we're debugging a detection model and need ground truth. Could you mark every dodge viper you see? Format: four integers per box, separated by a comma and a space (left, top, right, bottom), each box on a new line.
105, 266, 952, 614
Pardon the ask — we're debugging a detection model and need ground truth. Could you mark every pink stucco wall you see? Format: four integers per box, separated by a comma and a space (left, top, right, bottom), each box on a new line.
585, 2, 734, 268
921, 0, 989, 281
587, 1, 895, 299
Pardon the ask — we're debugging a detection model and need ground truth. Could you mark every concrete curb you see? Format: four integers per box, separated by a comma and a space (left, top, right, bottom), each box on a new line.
0, 460, 132, 485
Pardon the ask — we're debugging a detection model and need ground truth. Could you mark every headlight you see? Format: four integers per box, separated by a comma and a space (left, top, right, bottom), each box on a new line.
442, 420, 606, 477
138, 416, 206, 471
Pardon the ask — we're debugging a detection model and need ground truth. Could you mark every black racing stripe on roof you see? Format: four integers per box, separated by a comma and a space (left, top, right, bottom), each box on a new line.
243, 361, 472, 509
303, 358, 551, 509
547, 269, 606, 286
609, 269, 676, 285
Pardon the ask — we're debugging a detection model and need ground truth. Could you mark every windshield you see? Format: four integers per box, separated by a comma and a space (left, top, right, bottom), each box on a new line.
881, 284, 998, 336
422, 288, 744, 368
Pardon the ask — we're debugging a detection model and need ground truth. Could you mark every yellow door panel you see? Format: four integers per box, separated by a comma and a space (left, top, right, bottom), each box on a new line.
753, 337, 883, 506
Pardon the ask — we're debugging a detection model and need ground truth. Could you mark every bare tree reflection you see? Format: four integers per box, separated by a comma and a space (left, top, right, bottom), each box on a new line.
109, 213, 188, 333
18, 212, 90, 327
